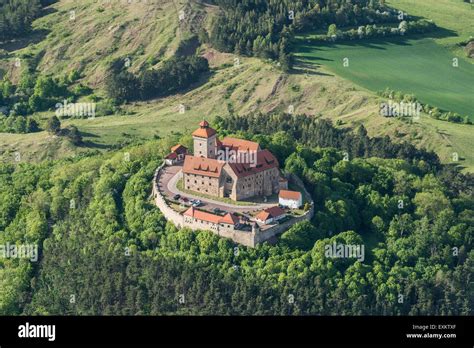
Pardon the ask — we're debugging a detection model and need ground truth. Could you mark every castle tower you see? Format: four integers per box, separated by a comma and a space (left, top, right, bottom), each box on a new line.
192, 120, 217, 158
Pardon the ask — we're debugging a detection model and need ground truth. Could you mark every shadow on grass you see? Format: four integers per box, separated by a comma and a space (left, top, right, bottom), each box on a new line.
78, 131, 101, 139
0, 29, 51, 52
295, 26, 458, 52
80, 140, 113, 150
444, 161, 467, 173
291, 59, 334, 77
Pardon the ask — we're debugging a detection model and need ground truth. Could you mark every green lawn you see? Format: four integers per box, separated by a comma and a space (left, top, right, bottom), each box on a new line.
388, 0, 474, 51
295, 36, 474, 119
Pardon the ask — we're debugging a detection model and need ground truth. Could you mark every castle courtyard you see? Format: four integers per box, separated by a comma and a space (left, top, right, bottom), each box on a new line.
158, 163, 278, 216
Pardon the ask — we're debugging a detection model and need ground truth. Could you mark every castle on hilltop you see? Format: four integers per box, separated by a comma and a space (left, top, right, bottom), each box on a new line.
157, 120, 314, 247
180, 120, 286, 201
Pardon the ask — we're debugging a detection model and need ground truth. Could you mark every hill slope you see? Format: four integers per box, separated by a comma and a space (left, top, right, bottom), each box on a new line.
0, 0, 472, 171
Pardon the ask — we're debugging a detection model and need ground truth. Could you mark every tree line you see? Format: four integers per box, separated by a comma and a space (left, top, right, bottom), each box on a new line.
105, 55, 210, 103
378, 88, 473, 125
0, 0, 56, 42
214, 112, 441, 169
0, 65, 92, 134
208, 0, 399, 71
318, 19, 437, 42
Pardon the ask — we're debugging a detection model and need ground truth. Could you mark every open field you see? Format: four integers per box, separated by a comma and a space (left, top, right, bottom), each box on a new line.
388, 0, 474, 55
295, 37, 474, 118
292, 0, 474, 170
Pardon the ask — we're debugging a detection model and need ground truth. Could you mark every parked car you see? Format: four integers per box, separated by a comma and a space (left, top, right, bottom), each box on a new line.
173, 194, 181, 200
192, 200, 202, 207
182, 197, 189, 203
213, 208, 223, 214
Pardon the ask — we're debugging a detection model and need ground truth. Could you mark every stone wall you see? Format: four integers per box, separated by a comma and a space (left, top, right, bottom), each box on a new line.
254, 205, 314, 244
234, 167, 279, 201
153, 163, 314, 248
153, 164, 184, 228
184, 173, 220, 196
184, 215, 256, 247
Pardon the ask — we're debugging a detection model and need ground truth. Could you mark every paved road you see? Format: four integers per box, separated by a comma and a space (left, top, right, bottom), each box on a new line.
158, 164, 276, 215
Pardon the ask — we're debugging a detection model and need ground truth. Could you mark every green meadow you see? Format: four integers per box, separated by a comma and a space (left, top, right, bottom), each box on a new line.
295, 37, 474, 119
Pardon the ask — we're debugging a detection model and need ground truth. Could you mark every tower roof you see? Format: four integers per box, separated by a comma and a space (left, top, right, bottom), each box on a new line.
192, 120, 216, 138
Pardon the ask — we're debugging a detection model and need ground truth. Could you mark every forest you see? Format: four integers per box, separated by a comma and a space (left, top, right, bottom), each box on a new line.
0, 66, 93, 133
105, 55, 210, 103
0, 0, 40, 42
1, 115, 472, 316
214, 112, 441, 169
0, 0, 58, 41
209, 0, 400, 70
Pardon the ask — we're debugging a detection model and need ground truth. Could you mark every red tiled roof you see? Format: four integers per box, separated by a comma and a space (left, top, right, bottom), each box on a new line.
227, 149, 279, 178
255, 206, 286, 221
220, 213, 239, 225
165, 152, 178, 160
279, 190, 302, 200
184, 207, 238, 225
183, 155, 225, 178
255, 210, 271, 221
171, 144, 188, 154
192, 120, 216, 138
220, 137, 260, 152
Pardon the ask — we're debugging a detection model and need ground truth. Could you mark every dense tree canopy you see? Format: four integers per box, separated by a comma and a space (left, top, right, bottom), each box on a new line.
0, 0, 41, 41
215, 112, 441, 169
1, 127, 471, 316
105, 55, 210, 103
209, 0, 398, 70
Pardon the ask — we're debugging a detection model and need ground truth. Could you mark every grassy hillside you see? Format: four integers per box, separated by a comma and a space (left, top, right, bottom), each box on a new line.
1, 0, 210, 86
0, 0, 472, 172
